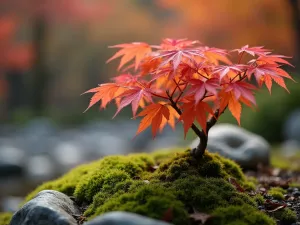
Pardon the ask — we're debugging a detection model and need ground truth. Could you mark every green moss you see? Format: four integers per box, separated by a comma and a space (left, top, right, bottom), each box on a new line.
90, 183, 188, 224
0, 212, 12, 225
23, 148, 276, 225
268, 187, 286, 200
273, 208, 297, 225
289, 182, 300, 189
150, 151, 245, 184
209, 205, 275, 225
253, 194, 265, 205
242, 181, 256, 191
271, 148, 300, 171
151, 148, 184, 165
25, 154, 155, 203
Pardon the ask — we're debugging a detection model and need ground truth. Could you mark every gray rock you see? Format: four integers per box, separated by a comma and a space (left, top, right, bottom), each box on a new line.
0, 144, 25, 178
52, 141, 85, 169
283, 108, 300, 143
84, 211, 172, 225
190, 123, 270, 169
25, 155, 57, 181
0, 163, 23, 178
10, 190, 80, 225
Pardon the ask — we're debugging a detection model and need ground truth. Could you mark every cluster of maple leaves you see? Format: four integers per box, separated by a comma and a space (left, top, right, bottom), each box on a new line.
84, 38, 294, 139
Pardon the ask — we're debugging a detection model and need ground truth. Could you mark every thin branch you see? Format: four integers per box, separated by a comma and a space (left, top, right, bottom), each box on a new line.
150, 92, 169, 100
167, 93, 203, 138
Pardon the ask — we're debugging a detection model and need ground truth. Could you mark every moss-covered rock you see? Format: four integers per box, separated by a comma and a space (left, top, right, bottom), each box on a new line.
268, 187, 286, 200
0, 212, 12, 225
209, 205, 275, 225
273, 208, 297, 225
19, 148, 276, 225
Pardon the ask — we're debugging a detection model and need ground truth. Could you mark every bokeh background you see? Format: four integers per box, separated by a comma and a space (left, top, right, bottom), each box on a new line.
0, 0, 300, 213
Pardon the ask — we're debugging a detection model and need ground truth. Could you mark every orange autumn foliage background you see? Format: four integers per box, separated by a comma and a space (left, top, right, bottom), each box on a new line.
157, 0, 295, 56
0, 0, 297, 124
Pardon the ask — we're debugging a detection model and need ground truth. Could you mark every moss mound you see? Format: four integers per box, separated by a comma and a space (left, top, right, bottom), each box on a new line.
273, 208, 297, 225
0, 212, 12, 225
268, 187, 286, 200
17, 149, 276, 225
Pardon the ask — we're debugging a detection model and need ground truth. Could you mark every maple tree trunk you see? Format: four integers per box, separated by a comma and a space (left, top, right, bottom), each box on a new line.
191, 109, 220, 159
31, 16, 49, 116
170, 95, 222, 159
288, 0, 300, 69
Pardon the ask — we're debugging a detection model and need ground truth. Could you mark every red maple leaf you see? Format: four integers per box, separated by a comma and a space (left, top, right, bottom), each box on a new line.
185, 78, 219, 104
114, 85, 153, 118
160, 38, 200, 50
256, 54, 294, 67
225, 81, 257, 106
247, 63, 294, 85
232, 45, 271, 56
213, 65, 243, 80
155, 48, 205, 72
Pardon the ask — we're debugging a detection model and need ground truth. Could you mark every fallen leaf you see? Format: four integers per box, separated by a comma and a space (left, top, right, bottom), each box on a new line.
190, 208, 213, 224
264, 199, 287, 212
229, 177, 245, 192
162, 208, 173, 222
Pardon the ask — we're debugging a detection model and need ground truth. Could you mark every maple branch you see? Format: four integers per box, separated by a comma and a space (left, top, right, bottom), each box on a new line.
238, 51, 245, 64
196, 70, 209, 80
229, 70, 247, 83
150, 92, 169, 100
172, 79, 188, 103
175, 84, 188, 103
167, 93, 203, 138
170, 79, 180, 97
191, 106, 227, 159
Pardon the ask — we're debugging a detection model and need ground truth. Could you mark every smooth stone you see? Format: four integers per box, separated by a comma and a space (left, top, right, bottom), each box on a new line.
0, 163, 23, 178
283, 109, 300, 142
52, 141, 84, 168
0, 145, 25, 165
84, 211, 172, 225
190, 123, 270, 170
25, 155, 56, 181
10, 190, 80, 225
0, 144, 25, 178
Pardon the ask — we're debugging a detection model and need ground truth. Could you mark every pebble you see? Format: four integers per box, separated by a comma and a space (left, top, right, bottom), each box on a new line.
293, 191, 300, 197
9, 190, 80, 225
190, 123, 270, 170
84, 211, 172, 225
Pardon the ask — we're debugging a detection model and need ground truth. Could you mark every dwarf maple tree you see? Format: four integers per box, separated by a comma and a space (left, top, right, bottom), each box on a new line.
84, 38, 295, 158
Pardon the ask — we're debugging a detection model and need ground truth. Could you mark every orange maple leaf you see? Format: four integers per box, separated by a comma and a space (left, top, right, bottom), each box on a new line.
179, 101, 214, 137
135, 103, 170, 138
107, 42, 152, 71
83, 83, 125, 112
218, 90, 242, 124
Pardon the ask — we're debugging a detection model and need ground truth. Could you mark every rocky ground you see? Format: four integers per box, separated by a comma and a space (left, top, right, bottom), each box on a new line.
245, 168, 300, 225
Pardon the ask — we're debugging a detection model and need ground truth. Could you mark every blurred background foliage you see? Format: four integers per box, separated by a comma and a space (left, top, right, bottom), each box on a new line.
0, 0, 299, 143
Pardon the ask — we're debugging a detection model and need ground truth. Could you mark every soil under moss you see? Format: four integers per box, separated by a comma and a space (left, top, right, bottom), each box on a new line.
0, 148, 290, 225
